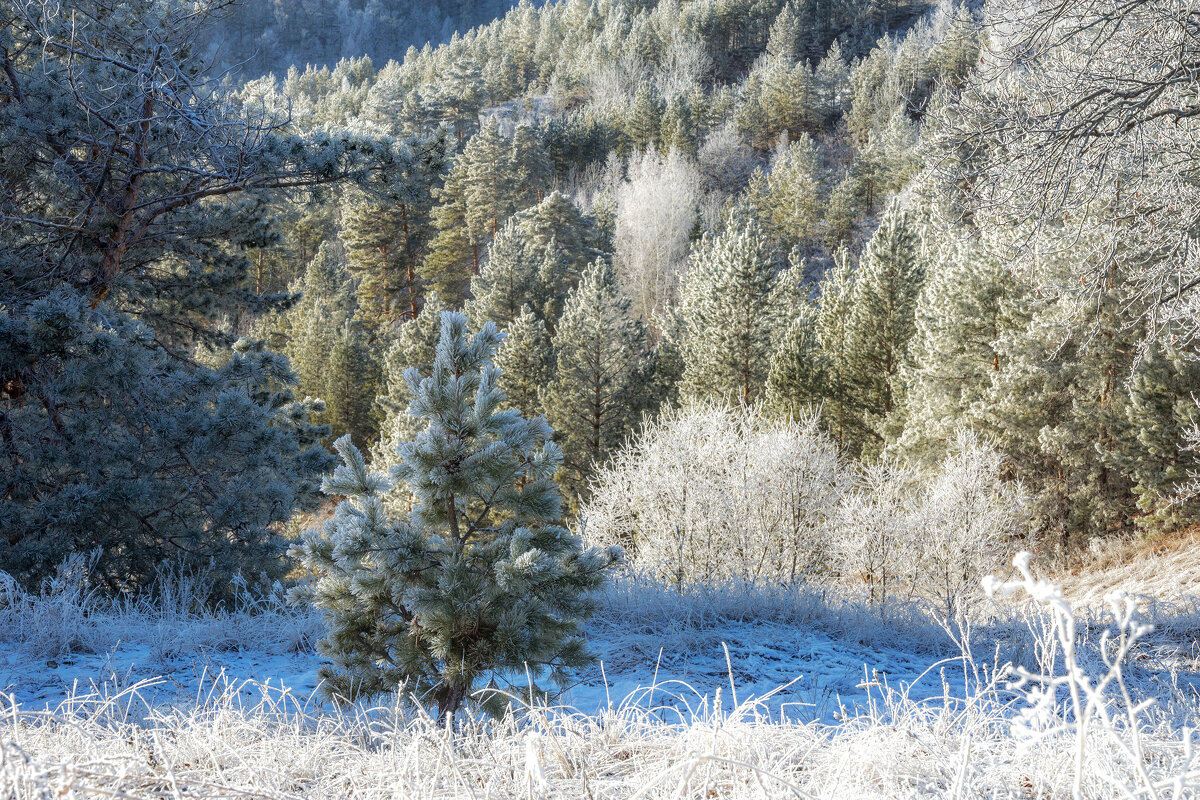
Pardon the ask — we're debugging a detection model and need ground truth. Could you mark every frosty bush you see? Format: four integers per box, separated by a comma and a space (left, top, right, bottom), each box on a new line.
584, 403, 848, 586
588, 406, 1026, 612
914, 429, 1030, 619
291, 312, 619, 718
837, 429, 1029, 613
834, 458, 918, 608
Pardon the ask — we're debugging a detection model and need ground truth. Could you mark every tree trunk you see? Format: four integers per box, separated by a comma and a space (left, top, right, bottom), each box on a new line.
439, 681, 468, 720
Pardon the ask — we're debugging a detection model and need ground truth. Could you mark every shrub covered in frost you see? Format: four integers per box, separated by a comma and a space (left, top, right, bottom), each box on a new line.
584, 403, 848, 586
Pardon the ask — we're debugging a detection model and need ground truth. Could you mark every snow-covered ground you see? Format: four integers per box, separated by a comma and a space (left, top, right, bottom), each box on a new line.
0, 576, 959, 724
0, 612, 950, 725
3, 566, 1200, 798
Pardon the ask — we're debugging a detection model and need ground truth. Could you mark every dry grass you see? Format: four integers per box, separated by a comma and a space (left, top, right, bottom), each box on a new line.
1055, 527, 1200, 604
3, 555, 1200, 799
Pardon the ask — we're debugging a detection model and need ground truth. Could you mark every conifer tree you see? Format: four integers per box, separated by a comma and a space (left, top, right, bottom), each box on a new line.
543, 260, 648, 505
842, 202, 924, 447
292, 313, 619, 719
744, 134, 825, 252
441, 57, 486, 134
888, 234, 1021, 467
679, 213, 791, 404
982, 288, 1135, 547
1116, 342, 1200, 528
495, 305, 553, 420
465, 220, 545, 331
340, 135, 447, 324
372, 294, 450, 469
341, 187, 412, 322
265, 242, 375, 446
324, 318, 381, 447
975, 217, 1140, 545
512, 192, 602, 275
660, 96, 699, 156
766, 3, 803, 62
467, 194, 601, 333
512, 192, 603, 320
646, 306, 687, 410
423, 165, 476, 306
762, 60, 817, 137
626, 84, 665, 151
735, 74, 773, 149
814, 40, 850, 123
464, 119, 517, 261
424, 120, 554, 307
814, 246, 865, 450
0, 0, 411, 591
509, 123, 553, 206
824, 175, 862, 247
767, 304, 825, 418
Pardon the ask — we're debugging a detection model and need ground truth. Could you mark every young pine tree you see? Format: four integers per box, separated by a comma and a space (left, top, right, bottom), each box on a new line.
767, 303, 825, 418
542, 260, 648, 506
371, 293, 450, 469
324, 318, 380, 447
464, 119, 517, 259
494, 305, 554, 420
814, 246, 865, 450
465, 220, 545, 330
1116, 342, 1200, 528
292, 313, 620, 719
679, 213, 792, 404
423, 164, 475, 306
744, 134, 825, 253
278, 242, 381, 445
625, 84, 665, 152
842, 201, 924, 450
887, 234, 1020, 468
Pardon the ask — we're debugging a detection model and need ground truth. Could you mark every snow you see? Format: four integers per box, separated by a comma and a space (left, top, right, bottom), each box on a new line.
0, 611, 956, 726
4, 575, 1195, 729
5, 571, 1200, 798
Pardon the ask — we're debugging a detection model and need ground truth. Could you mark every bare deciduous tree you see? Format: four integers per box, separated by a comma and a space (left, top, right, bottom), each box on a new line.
942, 0, 1200, 345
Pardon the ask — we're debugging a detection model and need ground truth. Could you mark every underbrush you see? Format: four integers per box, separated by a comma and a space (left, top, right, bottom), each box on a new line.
2, 554, 1199, 798
0, 554, 323, 662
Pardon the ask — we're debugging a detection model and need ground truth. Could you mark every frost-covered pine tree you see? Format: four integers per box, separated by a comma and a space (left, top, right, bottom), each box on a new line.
423, 164, 475, 305
271, 243, 380, 445
340, 137, 443, 325
508, 123, 553, 206
494, 305, 553, 420
744, 134, 825, 252
464, 118, 517, 254
292, 312, 619, 719
842, 201, 923, 450
679, 213, 792, 404
0, 0, 390, 593
1117, 343, 1200, 528
626, 84, 665, 151
767, 304, 825, 418
324, 318, 380, 447
888, 233, 1020, 467
542, 259, 648, 505
465, 220, 545, 330
813, 246, 863, 444
371, 294, 449, 470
